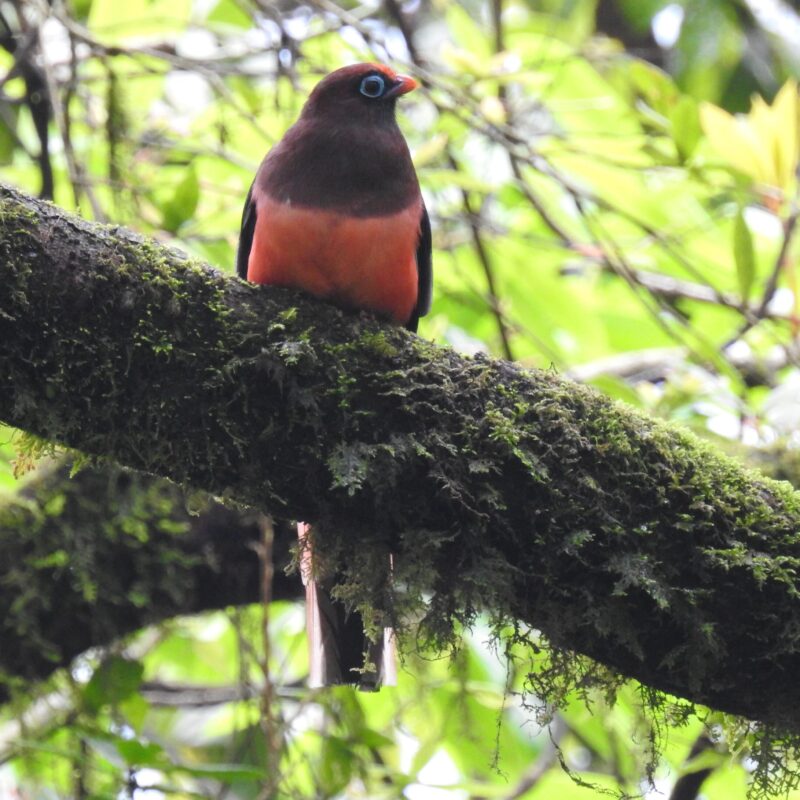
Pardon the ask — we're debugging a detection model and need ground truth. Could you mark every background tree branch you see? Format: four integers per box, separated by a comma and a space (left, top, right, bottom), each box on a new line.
0, 460, 298, 705
3, 183, 800, 732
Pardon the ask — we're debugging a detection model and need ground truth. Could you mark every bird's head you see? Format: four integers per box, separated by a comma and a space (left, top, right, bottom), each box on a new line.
301, 63, 419, 125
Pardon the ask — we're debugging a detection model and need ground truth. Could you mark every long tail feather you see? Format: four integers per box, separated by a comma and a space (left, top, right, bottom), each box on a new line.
297, 522, 395, 689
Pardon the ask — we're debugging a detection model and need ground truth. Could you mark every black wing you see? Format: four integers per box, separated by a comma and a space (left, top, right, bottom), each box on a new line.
405, 202, 432, 333
236, 182, 257, 280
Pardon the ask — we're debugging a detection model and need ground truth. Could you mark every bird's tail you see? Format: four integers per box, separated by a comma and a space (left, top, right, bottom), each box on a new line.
298, 522, 396, 690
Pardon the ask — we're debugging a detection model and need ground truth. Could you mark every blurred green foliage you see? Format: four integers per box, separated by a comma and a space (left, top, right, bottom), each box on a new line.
2, 0, 800, 797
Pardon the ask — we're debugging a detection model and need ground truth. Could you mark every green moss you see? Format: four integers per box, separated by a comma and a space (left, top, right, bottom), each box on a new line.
358, 330, 400, 358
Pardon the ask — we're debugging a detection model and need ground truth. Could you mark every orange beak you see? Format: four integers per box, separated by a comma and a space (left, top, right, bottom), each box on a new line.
386, 74, 419, 98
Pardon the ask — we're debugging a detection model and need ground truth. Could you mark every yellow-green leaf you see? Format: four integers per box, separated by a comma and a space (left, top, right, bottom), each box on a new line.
733, 210, 756, 302
770, 80, 799, 190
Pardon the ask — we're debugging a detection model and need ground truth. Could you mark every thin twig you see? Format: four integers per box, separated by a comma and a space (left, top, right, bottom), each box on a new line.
724, 195, 800, 350
448, 151, 515, 360
504, 716, 565, 799
256, 513, 281, 800
756, 204, 800, 318
33, 4, 106, 219
383, 0, 423, 66
0, 9, 53, 198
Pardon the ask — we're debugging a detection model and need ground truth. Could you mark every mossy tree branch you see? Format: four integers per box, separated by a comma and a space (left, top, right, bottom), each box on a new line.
0, 462, 297, 705
2, 183, 800, 730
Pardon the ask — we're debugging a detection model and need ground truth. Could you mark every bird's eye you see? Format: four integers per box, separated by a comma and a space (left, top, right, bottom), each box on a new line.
359, 74, 386, 98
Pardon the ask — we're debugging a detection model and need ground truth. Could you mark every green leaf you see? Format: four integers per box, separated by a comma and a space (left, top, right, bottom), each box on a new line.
119, 693, 150, 733
0, 109, 18, 165
71, 0, 94, 20
733, 209, 756, 302
83, 656, 145, 713
87, 0, 192, 41
356, 729, 394, 749
669, 95, 702, 161
319, 736, 354, 796
160, 166, 200, 233
115, 738, 165, 767
444, 4, 492, 65
206, 0, 253, 28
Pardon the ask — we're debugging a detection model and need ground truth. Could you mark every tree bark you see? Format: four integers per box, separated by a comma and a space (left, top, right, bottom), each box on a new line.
2, 183, 800, 730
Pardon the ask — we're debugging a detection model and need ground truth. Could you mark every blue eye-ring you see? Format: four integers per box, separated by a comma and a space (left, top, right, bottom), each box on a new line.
359, 74, 386, 98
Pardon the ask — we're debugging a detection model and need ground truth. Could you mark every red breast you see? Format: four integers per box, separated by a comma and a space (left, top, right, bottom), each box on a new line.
247, 191, 422, 325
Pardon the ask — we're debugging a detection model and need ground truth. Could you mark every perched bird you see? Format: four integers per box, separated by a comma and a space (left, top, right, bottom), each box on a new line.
237, 63, 432, 689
